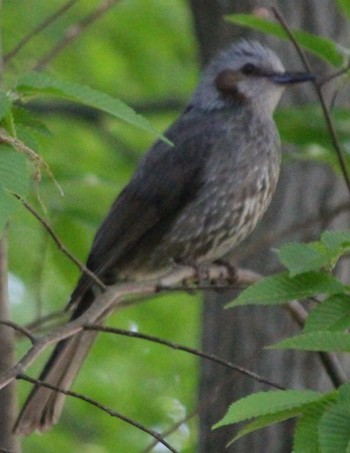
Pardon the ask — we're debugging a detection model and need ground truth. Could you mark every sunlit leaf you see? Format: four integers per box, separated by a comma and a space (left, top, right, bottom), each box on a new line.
17, 72, 169, 143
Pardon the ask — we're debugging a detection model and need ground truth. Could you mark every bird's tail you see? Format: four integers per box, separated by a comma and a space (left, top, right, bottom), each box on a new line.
14, 289, 102, 435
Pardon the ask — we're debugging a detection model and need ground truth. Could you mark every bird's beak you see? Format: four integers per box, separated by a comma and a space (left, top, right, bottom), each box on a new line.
271, 72, 315, 84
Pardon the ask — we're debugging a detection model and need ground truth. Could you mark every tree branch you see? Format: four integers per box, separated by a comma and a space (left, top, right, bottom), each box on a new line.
84, 324, 286, 390
33, 0, 120, 71
17, 374, 177, 453
18, 198, 106, 291
271, 4, 350, 196
4, 0, 78, 64
0, 265, 266, 391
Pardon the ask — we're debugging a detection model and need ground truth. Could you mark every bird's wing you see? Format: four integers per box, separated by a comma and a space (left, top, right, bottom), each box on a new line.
69, 110, 224, 303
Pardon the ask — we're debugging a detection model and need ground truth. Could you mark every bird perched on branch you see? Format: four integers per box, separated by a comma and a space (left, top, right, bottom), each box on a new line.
14, 40, 313, 434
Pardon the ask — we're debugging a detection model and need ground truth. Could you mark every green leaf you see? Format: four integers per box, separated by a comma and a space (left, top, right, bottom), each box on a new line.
12, 105, 52, 138
321, 230, 350, 251
226, 272, 344, 308
17, 72, 169, 143
271, 331, 350, 352
0, 145, 30, 231
214, 390, 322, 428
293, 393, 338, 453
225, 14, 344, 66
319, 402, 350, 452
0, 90, 11, 122
304, 294, 350, 332
0, 186, 19, 232
277, 242, 333, 276
228, 409, 302, 446
337, 0, 350, 20
339, 383, 350, 402
0, 146, 30, 196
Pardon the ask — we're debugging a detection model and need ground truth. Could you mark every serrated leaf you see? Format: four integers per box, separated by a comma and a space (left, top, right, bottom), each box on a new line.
293, 393, 338, 453
304, 294, 350, 332
277, 242, 332, 276
214, 390, 322, 428
319, 402, 350, 453
0, 90, 11, 121
226, 272, 344, 308
17, 72, 168, 143
228, 409, 301, 446
271, 331, 350, 352
225, 14, 343, 66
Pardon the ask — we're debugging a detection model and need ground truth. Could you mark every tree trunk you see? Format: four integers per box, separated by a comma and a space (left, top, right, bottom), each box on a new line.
189, 1, 350, 451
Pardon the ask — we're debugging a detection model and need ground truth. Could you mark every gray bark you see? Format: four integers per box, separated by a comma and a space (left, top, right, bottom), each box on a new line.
189, 1, 350, 451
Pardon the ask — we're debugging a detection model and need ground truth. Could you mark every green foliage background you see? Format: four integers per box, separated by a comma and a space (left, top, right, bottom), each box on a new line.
2, 1, 201, 451
3, 1, 350, 451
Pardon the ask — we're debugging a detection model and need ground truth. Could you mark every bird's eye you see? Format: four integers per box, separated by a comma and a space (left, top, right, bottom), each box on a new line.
241, 63, 258, 75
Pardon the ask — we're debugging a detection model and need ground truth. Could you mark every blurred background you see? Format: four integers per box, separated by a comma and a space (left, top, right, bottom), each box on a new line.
2, 1, 350, 452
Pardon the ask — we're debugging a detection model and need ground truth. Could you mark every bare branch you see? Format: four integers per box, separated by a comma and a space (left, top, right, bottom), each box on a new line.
84, 324, 286, 390
22, 310, 66, 336
4, 0, 78, 64
34, 0, 120, 71
271, 5, 350, 196
18, 197, 106, 291
318, 60, 350, 87
17, 374, 177, 453
0, 265, 263, 391
0, 321, 35, 344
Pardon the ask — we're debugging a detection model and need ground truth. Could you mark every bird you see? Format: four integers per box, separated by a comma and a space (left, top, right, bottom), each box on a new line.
14, 40, 314, 435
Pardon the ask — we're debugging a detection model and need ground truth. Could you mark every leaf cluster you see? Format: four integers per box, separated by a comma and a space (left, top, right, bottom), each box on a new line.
219, 230, 350, 450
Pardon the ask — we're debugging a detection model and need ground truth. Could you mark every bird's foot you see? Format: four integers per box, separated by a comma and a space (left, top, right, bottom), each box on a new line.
208, 259, 238, 292
172, 258, 210, 293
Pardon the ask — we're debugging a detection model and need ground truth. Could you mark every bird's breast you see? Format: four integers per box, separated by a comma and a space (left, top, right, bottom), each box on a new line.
152, 115, 281, 264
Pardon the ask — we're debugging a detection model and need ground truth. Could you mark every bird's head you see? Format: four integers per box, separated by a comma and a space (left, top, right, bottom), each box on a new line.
190, 40, 314, 116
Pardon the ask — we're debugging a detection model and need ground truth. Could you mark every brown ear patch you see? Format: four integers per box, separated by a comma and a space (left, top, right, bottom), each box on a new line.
215, 69, 241, 93
215, 69, 246, 102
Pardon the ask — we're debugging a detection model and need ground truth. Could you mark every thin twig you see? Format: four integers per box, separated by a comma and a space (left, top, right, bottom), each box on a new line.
271, 5, 350, 196
17, 374, 177, 453
0, 321, 35, 344
18, 197, 106, 291
4, 0, 78, 63
34, 0, 120, 71
143, 408, 198, 453
84, 324, 286, 390
22, 309, 66, 335
318, 60, 350, 87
